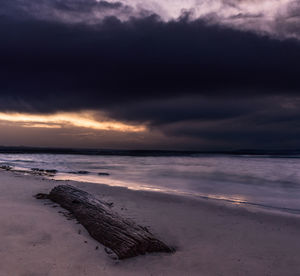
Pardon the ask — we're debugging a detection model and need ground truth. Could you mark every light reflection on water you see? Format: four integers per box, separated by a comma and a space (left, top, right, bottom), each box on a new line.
1, 153, 300, 213
54, 172, 248, 202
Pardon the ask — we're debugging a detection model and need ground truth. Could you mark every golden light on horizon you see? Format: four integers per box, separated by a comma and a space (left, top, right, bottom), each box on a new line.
0, 112, 146, 132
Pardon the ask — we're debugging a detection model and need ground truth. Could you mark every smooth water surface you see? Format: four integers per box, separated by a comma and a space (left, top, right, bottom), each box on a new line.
1, 153, 300, 213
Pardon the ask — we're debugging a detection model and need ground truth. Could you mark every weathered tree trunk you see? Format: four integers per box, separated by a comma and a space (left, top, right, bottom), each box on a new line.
43, 185, 174, 259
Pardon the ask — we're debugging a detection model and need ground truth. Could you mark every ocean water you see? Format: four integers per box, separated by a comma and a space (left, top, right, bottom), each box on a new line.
1, 153, 300, 214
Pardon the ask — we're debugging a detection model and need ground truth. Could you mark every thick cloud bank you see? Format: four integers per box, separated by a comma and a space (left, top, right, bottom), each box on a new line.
2, 0, 300, 39
1, 0, 300, 149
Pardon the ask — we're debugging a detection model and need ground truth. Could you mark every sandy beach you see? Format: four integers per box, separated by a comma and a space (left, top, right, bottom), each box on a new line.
2, 0, 300, 274
0, 170, 300, 276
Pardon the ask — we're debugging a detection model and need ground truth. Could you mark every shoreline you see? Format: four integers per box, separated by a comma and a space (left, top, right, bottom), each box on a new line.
0, 170, 300, 275
3, 166, 300, 218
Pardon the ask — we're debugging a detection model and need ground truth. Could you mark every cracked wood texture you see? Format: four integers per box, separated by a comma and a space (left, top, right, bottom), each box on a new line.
48, 185, 174, 259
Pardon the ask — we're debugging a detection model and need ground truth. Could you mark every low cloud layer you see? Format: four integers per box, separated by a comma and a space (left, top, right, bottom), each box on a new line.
1, 0, 300, 149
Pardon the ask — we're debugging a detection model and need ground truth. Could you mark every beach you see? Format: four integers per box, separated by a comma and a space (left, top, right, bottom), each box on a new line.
0, 170, 300, 276
2, 0, 300, 274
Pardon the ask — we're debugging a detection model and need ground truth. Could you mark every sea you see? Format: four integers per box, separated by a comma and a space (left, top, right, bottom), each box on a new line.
1, 151, 300, 214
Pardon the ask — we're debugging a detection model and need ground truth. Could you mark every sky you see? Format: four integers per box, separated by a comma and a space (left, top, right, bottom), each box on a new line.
0, 0, 300, 150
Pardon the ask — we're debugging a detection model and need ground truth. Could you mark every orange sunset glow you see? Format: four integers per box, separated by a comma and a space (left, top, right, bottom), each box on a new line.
0, 112, 146, 132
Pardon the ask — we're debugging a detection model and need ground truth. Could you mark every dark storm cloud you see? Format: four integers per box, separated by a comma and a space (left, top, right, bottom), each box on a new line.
1, 14, 300, 112
103, 96, 268, 125
155, 96, 300, 149
161, 118, 300, 149
53, 0, 124, 11
0, 0, 134, 22
1, 1, 300, 149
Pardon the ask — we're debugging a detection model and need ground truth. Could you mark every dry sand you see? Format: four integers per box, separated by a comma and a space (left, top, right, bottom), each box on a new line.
0, 170, 300, 276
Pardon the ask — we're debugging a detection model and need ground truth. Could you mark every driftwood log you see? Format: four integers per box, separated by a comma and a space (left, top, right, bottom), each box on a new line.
39, 185, 174, 259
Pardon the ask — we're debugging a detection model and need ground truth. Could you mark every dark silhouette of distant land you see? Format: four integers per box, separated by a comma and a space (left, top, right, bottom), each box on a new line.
0, 146, 299, 156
